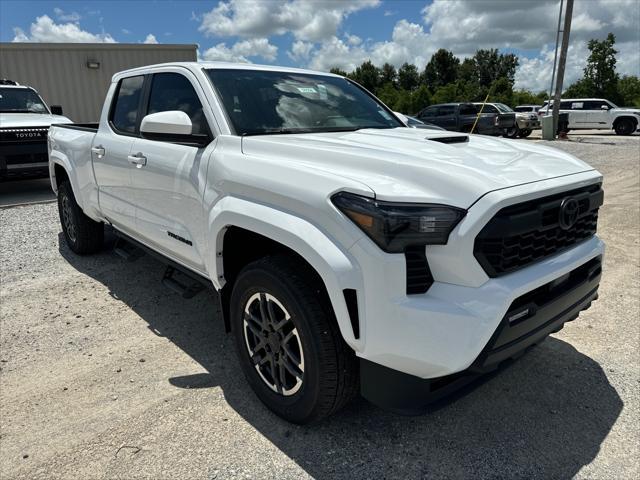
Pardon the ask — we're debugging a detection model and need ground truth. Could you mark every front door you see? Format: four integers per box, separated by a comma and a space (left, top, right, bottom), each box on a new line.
130, 71, 214, 274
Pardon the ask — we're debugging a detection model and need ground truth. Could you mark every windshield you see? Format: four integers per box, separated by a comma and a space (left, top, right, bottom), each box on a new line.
494, 103, 513, 113
206, 69, 403, 135
0, 88, 49, 113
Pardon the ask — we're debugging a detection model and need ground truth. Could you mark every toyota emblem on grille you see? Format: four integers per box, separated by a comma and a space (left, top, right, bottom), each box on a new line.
559, 197, 580, 230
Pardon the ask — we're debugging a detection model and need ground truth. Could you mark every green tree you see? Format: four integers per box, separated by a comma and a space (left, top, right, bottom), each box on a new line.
376, 82, 400, 108
617, 75, 640, 107
423, 49, 460, 91
380, 63, 397, 86
563, 78, 594, 98
410, 84, 432, 114
583, 33, 620, 101
349, 61, 380, 92
431, 83, 460, 104
398, 62, 420, 91
329, 67, 347, 76
473, 49, 518, 88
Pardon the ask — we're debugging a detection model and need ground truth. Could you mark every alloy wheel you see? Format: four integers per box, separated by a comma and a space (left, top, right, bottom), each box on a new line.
242, 292, 305, 396
61, 194, 77, 243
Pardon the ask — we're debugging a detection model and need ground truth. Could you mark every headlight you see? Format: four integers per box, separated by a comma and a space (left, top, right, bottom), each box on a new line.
331, 192, 466, 253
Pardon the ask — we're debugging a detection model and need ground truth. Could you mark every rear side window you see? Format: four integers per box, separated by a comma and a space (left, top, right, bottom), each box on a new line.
147, 73, 208, 135
419, 107, 437, 118
459, 104, 477, 115
560, 101, 572, 109
438, 105, 456, 116
111, 76, 144, 134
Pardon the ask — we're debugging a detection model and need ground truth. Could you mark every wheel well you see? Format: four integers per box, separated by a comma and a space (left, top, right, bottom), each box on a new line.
53, 163, 69, 191
218, 226, 331, 332
613, 116, 638, 128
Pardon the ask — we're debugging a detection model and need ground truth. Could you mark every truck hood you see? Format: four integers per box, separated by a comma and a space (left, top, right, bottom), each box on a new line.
241, 127, 595, 208
0, 112, 72, 128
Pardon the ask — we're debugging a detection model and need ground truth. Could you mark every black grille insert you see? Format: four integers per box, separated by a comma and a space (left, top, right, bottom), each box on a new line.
474, 184, 603, 277
405, 246, 434, 294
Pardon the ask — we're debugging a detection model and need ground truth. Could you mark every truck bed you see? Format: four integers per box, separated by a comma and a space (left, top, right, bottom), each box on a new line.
51, 123, 99, 132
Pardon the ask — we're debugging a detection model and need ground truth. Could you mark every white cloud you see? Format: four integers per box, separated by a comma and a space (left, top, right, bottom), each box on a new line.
53, 7, 81, 22
202, 37, 278, 63
12, 15, 116, 43
287, 40, 314, 61
143, 34, 159, 44
308, 20, 433, 72
306, 0, 639, 92
199, 0, 379, 42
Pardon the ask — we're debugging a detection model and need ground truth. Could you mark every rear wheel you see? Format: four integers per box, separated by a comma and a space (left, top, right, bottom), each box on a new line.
58, 180, 104, 254
230, 255, 358, 424
614, 118, 635, 136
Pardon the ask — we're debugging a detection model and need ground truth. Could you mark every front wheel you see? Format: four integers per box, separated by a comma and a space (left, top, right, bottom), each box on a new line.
58, 180, 104, 254
614, 118, 635, 136
518, 129, 532, 138
230, 255, 358, 424
504, 125, 520, 139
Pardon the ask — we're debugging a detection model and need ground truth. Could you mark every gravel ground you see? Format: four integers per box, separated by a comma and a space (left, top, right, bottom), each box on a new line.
1, 136, 639, 479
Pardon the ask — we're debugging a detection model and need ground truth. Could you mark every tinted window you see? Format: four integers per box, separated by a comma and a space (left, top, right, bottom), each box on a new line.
438, 105, 456, 116
111, 76, 144, 134
206, 69, 402, 135
514, 106, 532, 112
419, 107, 437, 118
147, 73, 208, 135
0, 88, 48, 113
584, 100, 607, 110
479, 104, 498, 114
459, 104, 477, 115
559, 101, 572, 109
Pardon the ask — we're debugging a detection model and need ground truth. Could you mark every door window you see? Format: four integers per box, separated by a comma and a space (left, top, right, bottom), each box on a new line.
570, 102, 585, 110
110, 76, 145, 134
437, 105, 456, 116
459, 104, 477, 115
147, 73, 209, 136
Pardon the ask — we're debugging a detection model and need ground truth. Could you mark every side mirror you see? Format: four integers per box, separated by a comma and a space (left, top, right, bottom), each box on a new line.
50, 105, 63, 115
140, 110, 192, 136
600, 105, 609, 110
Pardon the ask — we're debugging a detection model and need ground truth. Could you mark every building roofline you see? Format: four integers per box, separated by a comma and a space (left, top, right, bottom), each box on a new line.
0, 42, 197, 51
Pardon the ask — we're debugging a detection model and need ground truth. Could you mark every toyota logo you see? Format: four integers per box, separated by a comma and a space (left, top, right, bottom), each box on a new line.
559, 197, 580, 230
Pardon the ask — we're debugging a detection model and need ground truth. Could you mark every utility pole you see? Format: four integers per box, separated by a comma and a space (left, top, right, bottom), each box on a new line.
548, 0, 564, 103
551, 0, 574, 138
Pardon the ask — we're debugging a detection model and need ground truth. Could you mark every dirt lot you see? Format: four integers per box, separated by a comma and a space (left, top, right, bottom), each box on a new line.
1, 136, 639, 479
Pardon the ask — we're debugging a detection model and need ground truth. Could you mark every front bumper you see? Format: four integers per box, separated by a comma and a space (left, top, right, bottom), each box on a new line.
517, 119, 540, 129
0, 141, 49, 180
360, 255, 602, 413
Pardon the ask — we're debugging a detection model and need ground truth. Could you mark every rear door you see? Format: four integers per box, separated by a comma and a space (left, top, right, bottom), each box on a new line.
93, 75, 145, 234
567, 101, 588, 128
583, 100, 610, 127
129, 70, 214, 273
435, 105, 458, 130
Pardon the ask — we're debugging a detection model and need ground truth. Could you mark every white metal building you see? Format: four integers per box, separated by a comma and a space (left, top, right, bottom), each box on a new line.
0, 43, 198, 122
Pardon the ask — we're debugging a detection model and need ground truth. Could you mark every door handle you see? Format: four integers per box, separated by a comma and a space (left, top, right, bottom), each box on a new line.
91, 145, 105, 158
127, 152, 147, 168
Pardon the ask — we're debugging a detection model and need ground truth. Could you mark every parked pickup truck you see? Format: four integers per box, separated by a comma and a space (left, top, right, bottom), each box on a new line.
1, 80, 71, 180
415, 102, 515, 136
49, 62, 605, 423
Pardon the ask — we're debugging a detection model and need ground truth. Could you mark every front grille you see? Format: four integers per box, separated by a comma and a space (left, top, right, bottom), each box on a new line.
0, 127, 49, 143
474, 184, 603, 277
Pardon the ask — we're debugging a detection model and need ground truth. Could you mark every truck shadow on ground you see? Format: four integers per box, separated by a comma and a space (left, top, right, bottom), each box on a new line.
59, 234, 623, 479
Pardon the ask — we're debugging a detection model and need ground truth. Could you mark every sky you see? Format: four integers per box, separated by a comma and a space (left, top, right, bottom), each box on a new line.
1, 0, 638, 92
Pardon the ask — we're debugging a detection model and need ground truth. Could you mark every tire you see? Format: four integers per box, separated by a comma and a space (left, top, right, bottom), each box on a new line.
614, 118, 635, 136
518, 129, 532, 138
230, 255, 358, 424
504, 125, 519, 139
57, 180, 104, 254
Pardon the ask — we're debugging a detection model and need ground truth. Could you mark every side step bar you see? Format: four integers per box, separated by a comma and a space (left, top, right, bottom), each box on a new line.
112, 229, 211, 299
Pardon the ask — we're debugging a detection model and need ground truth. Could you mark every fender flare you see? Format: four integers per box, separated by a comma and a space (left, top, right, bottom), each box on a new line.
207, 196, 364, 349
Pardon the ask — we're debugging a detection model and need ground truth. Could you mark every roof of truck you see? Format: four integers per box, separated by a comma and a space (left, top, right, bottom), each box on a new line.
112, 61, 342, 82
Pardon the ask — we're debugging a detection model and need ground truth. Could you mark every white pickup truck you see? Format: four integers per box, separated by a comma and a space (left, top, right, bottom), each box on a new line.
49, 62, 605, 423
